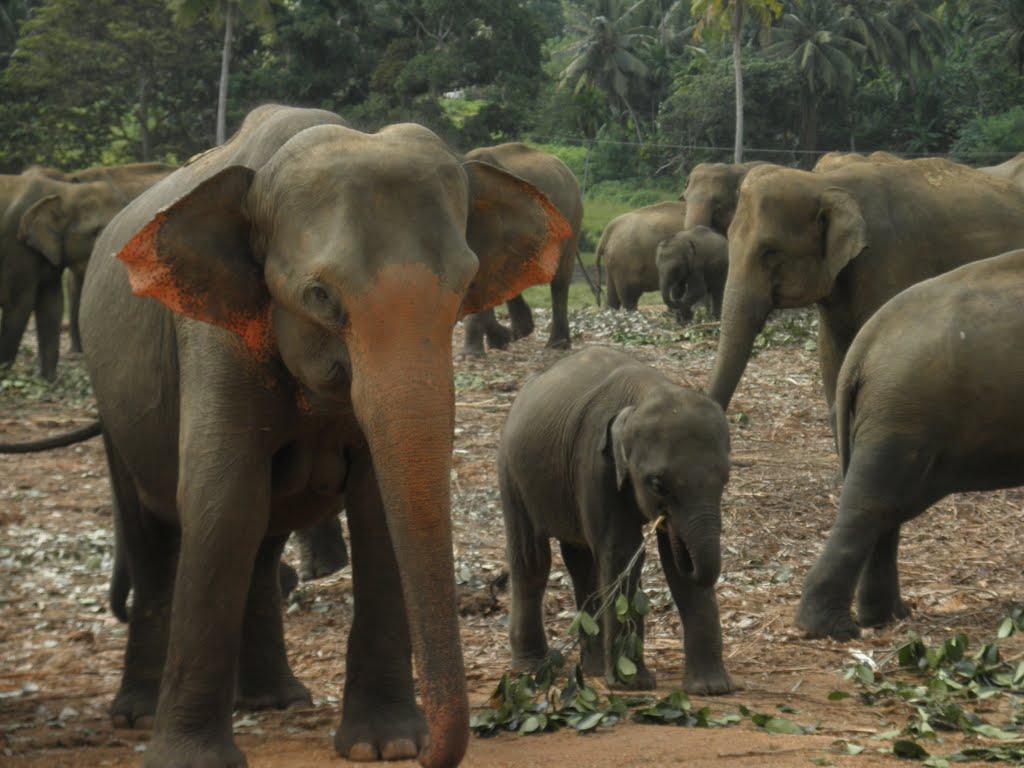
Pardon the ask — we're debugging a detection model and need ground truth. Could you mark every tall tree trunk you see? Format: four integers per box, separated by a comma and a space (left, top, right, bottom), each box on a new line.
138, 74, 151, 161
216, 2, 234, 146
732, 2, 745, 163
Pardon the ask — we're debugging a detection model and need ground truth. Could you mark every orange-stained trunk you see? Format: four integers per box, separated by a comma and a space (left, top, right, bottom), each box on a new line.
345, 264, 469, 768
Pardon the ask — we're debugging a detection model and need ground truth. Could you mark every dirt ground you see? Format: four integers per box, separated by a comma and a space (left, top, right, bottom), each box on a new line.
2, 305, 1023, 768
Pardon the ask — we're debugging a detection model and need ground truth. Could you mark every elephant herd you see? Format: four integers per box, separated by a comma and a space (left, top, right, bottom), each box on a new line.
2, 102, 1024, 768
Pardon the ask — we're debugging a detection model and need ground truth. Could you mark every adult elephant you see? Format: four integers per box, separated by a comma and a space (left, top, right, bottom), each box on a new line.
707, 158, 1024, 415
78, 104, 569, 768
681, 161, 762, 234
656, 225, 729, 324
460, 142, 582, 356
0, 174, 139, 379
979, 152, 1024, 192
599, 200, 687, 310
18, 163, 174, 354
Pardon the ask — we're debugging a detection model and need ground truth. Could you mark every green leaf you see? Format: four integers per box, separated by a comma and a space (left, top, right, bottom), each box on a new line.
892, 740, 929, 759
579, 612, 600, 637
574, 711, 604, 731
615, 593, 629, 621
827, 690, 851, 701
519, 715, 541, 734
617, 655, 637, 680
762, 717, 805, 735
846, 743, 865, 755
631, 590, 651, 617
998, 616, 1016, 639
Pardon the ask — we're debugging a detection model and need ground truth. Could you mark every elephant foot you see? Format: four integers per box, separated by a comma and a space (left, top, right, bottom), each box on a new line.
856, 596, 911, 629
235, 671, 311, 711
278, 561, 299, 599
297, 534, 349, 582
335, 698, 427, 762
142, 732, 245, 768
510, 319, 535, 341
607, 666, 657, 691
683, 665, 734, 696
485, 327, 513, 351
461, 343, 487, 358
795, 599, 860, 641
545, 336, 571, 350
511, 652, 549, 673
110, 680, 159, 729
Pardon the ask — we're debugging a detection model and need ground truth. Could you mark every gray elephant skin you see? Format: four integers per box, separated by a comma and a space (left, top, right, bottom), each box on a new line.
599, 200, 687, 310
78, 104, 570, 768
498, 346, 733, 695
796, 249, 1024, 641
979, 152, 1024, 192
681, 161, 762, 234
707, 157, 1024, 417
461, 142, 582, 356
656, 225, 728, 324
0, 164, 172, 378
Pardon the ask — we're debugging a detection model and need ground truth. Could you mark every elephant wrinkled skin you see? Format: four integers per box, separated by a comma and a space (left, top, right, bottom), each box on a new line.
79, 104, 570, 768
656, 225, 729, 324
461, 142, 582, 356
499, 346, 733, 695
707, 157, 1024, 416
796, 249, 1024, 640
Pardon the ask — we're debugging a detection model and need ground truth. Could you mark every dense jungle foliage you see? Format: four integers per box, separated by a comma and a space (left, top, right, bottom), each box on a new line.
0, 0, 1022, 180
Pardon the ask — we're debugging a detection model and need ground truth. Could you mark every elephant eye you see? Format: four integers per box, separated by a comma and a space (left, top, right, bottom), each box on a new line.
646, 475, 668, 496
303, 283, 346, 326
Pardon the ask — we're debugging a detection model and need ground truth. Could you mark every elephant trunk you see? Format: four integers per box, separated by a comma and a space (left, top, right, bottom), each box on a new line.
706, 277, 772, 410
670, 507, 721, 588
661, 280, 684, 310
347, 266, 469, 768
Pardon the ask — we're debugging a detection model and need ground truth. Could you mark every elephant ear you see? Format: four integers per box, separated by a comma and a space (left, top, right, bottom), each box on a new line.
600, 405, 635, 491
460, 160, 572, 318
819, 187, 868, 280
19, 195, 64, 267
116, 165, 272, 354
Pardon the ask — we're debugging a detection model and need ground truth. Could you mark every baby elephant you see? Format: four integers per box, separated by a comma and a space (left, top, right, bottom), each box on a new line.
656, 225, 729, 325
797, 249, 1024, 640
499, 346, 734, 694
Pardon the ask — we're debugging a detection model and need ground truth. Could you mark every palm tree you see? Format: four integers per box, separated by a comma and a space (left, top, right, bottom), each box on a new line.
763, 0, 865, 161
690, 0, 782, 162
843, 0, 946, 92
558, 0, 654, 142
969, 0, 1024, 74
167, 0, 278, 145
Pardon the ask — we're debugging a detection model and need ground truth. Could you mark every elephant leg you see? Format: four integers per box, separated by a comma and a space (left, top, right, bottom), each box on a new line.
506, 295, 535, 341
0, 291, 33, 368
621, 289, 641, 312
558, 541, 601, 677
656, 531, 733, 695
66, 270, 83, 354
105, 438, 176, 729
605, 278, 621, 310
461, 309, 511, 357
545, 255, 573, 349
34, 273, 63, 381
335, 453, 425, 762
236, 533, 312, 710
855, 525, 912, 628
502, 481, 552, 671
796, 438, 927, 641
596, 529, 655, 690
294, 514, 349, 581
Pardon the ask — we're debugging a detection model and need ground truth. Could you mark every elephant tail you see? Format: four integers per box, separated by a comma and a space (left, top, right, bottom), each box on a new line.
0, 420, 102, 453
835, 363, 859, 478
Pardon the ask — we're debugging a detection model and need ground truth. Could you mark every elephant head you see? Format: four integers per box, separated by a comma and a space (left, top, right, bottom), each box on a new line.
18, 180, 130, 277
605, 394, 729, 587
114, 120, 571, 767
707, 166, 868, 409
682, 162, 761, 234
656, 231, 698, 321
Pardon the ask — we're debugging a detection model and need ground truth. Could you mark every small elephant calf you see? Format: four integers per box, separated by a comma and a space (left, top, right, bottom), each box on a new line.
656, 225, 729, 325
796, 249, 1024, 640
498, 346, 734, 694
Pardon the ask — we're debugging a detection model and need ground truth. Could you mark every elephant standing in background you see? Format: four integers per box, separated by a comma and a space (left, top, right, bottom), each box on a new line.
796, 249, 1024, 640
681, 161, 762, 234
78, 104, 569, 768
20, 162, 175, 353
811, 151, 902, 173
599, 200, 686, 310
461, 142, 582, 356
0, 174, 141, 379
656, 225, 729, 324
706, 158, 1024, 419
979, 152, 1024, 191
499, 346, 733, 694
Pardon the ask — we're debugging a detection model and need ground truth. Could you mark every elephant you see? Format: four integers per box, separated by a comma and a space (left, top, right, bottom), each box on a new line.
795, 249, 1024, 641
811, 151, 902, 173
460, 142, 582, 356
979, 152, 1024, 192
681, 161, 762, 234
599, 200, 687, 310
498, 346, 733, 695
75, 104, 569, 768
0, 174, 140, 379
656, 225, 729, 324
19, 162, 175, 353
706, 157, 1024, 419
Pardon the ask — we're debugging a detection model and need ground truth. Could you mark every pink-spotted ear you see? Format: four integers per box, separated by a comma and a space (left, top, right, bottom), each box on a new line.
460, 160, 572, 319
116, 166, 273, 354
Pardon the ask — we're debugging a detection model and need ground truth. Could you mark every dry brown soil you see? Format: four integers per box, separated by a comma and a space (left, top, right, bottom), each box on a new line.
2, 306, 1022, 767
